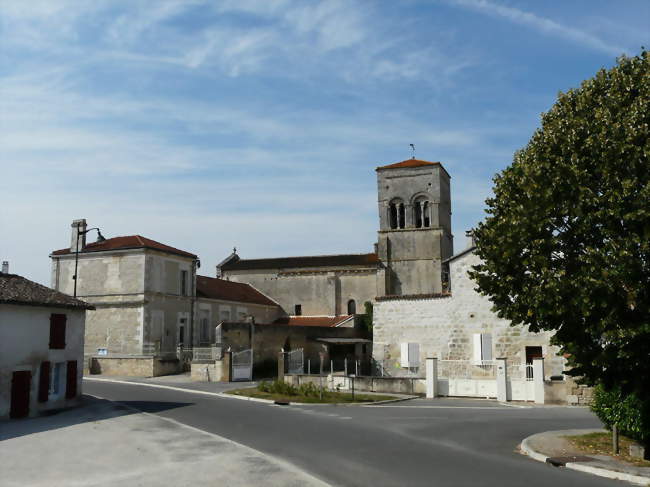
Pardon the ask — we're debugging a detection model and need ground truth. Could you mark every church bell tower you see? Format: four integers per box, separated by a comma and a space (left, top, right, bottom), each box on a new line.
375, 159, 453, 296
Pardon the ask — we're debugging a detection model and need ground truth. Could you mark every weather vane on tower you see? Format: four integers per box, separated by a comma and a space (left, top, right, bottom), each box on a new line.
409, 144, 416, 159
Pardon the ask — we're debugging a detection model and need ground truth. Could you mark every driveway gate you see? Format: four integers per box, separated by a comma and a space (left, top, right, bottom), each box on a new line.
232, 349, 253, 381
287, 348, 304, 374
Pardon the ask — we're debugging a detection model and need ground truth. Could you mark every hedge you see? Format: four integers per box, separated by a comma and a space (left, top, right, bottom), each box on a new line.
590, 384, 650, 445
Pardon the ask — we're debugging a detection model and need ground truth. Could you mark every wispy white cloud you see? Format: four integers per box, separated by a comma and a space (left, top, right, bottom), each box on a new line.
448, 0, 627, 56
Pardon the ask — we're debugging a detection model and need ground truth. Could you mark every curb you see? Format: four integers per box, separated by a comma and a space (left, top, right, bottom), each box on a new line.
84, 377, 415, 407
520, 433, 650, 486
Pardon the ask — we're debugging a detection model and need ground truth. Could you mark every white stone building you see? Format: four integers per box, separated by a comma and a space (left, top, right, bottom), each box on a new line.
50, 220, 200, 356
372, 241, 565, 378
0, 272, 92, 419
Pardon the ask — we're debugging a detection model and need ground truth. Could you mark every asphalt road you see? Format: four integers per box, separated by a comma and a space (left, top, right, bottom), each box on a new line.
84, 380, 622, 487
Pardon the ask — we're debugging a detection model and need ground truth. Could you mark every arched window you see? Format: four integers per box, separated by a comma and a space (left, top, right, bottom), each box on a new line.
389, 199, 405, 229
414, 197, 431, 228
347, 299, 356, 315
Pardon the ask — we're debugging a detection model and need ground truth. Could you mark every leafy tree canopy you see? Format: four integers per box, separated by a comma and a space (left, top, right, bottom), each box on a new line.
470, 51, 650, 401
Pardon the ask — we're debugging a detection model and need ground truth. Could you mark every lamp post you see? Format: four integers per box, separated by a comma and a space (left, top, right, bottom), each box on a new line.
73, 227, 106, 298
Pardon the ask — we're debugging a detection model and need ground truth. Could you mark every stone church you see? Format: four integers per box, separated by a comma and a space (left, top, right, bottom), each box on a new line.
219, 158, 563, 378
218, 158, 454, 315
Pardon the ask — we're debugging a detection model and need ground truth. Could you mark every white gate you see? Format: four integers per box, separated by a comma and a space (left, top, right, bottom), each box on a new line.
287, 348, 304, 374
232, 349, 253, 381
437, 360, 497, 398
507, 363, 535, 401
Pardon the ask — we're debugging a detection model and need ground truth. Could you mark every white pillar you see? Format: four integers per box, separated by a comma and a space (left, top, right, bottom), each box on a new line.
533, 357, 545, 404
496, 357, 508, 402
426, 357, 438, 398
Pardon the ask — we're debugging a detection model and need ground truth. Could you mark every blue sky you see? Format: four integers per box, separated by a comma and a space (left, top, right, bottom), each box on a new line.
1, 0, 648, 285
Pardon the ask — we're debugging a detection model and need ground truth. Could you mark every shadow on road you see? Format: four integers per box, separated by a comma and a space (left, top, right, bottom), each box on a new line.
0, 396, 193, 441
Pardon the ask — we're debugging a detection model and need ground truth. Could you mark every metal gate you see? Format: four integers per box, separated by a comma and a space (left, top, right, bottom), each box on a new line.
287, 348, 304, 374
231, 349, 253, 381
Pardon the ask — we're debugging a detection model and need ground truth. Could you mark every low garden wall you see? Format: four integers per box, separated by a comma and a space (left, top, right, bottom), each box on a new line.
284, 374, 425, 395
88, 356, 181, 377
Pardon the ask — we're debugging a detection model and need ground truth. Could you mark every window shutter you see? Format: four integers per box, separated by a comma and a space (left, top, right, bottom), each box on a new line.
66, 360, 78, 399
400, 342, 410, 367
49, 314, 67, 349
472, 334, 483, 363
38, 361, 51, 402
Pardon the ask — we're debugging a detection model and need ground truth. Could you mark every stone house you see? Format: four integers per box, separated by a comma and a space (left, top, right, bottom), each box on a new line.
50, 220, 199, 356
0, 271, 92, 419
195, 275, 283, 345
372, 239, 565, 378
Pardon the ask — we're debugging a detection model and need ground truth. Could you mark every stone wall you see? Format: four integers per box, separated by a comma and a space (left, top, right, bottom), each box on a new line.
223, 267, 377, 317
372, 251, 565, 378
88, 356, 180, 377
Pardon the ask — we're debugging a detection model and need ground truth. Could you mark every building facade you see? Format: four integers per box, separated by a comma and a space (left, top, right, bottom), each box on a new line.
0, 273, 92, 419
50, 220, 198, 356
219, 159, 453, 316
372, 242, 565, 378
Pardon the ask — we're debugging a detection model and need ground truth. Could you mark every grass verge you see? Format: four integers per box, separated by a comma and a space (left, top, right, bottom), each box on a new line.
564, 432, 650, 467
227, 387, 398, 404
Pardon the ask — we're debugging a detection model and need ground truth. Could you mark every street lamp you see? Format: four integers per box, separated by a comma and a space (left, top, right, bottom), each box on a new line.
73, 227, 106, 298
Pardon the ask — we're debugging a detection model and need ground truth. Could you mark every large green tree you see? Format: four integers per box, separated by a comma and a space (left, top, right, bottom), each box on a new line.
470, 51, 650, 404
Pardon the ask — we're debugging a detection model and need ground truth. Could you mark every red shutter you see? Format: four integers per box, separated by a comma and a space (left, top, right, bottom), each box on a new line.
66, 360, 78, 399
49, 314, 67, 349
38, 361, 51, 402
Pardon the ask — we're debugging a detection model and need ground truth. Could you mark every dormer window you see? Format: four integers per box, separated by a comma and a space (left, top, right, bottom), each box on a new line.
389, 199, 405, 229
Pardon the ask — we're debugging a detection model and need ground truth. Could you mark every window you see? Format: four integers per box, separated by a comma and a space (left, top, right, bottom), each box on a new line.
294, 304, 302, 316
200, 310, 210, 342
414, 197, 431, 228
388, 199, 405, 229
50, 362, 64, 398
220, 309, 231, 322
400, 343, 420, 368
49, 314, 66, 349
180, 270, 188, 296
472, 333, 493, 363
347, 299, 356, 315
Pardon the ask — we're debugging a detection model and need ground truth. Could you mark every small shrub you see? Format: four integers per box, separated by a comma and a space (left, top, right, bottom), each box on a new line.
591, 384, 649, 446
258, 381, 271, 393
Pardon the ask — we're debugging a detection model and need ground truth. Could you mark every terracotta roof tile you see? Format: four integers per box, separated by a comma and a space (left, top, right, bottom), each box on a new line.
376, 159, 442, 170
0, 274, 94, 310
51, 235, 197, 259
220, 253, 379, 271
196, 276, 279, 307
268, 315, 354, 327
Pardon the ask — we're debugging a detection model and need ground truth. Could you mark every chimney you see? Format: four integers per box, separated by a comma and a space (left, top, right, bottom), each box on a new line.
1, 261, 8, 274
71, 219, 88, 252
465, 229, 475, 249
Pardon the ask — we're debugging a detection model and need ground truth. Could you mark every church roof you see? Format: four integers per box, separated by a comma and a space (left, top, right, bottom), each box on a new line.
376, 159, 442, 170
51, 235, 197, 259
268, 315, 354, 327
196, 275, 279, 307
220, 253, 379, 271
0, 273, 94, 310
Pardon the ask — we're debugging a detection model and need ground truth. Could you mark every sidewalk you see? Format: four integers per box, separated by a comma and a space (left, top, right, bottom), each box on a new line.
521, 429, 650, 486
85, 372, 257, 393
0, 396, 328, 487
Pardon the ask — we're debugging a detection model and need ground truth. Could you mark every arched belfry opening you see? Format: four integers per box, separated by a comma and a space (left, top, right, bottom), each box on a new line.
389, 199, 405, 229
347, 299, 356, 315
414, 197, 430, 228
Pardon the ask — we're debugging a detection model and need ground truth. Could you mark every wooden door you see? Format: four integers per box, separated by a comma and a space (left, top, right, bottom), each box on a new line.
10, 370, 31, 418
